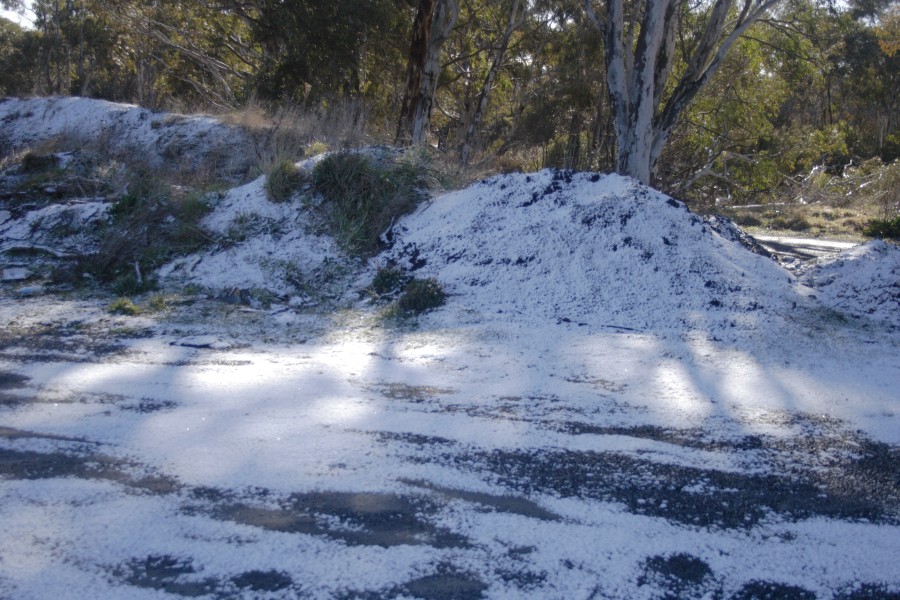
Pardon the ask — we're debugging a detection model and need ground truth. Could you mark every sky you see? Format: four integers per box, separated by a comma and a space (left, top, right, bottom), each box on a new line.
1, 0, 32, 28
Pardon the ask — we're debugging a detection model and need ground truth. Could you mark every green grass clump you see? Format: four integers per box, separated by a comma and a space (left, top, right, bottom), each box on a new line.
85, 187, 213, 290
312, 152, 429, 255
397, 278, 446, 314
370, 267, 407, 297
107, 297, 141, 316
863, 216, 900, 240
265, 160, 307, 203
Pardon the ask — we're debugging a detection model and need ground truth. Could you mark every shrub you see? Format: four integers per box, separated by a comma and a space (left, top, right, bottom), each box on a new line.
312, 151, 429, 255
112, 269, 157, 295
371, 267, 407, 296
86, 186, 213, 289
146, 294, 170, 312
265, 160, 306, 202
305, 141, 329, 157
863, 216, 900, 240
397, 278, 446, 314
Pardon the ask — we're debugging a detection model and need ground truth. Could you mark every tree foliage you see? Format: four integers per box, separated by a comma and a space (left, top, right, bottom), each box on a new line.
0, 0, 895, 204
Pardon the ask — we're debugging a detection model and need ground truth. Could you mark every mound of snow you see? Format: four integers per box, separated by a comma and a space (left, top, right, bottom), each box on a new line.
801, 240, 900, 327
382, 170, 804, 331
0, 97, 253, 180
159, 160, 354, 303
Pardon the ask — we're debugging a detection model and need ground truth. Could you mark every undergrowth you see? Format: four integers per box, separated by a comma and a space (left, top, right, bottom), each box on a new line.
5, 134, 223, 292
107, 297, 141, 316
730, 159, 899, 238
368, 267, 446, 322
398, 278, 446, 313
863, 216, 900, 240
222, 98, 371, 177
83, 184, 215, 292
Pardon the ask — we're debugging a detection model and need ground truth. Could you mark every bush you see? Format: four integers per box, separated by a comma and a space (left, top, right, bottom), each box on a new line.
312, 151, 429, 255
397, 278, 446, 314
863, 216, 900, 240
265, 160, 306, 202
112, 270, 156, 295
370, 267, 407, 296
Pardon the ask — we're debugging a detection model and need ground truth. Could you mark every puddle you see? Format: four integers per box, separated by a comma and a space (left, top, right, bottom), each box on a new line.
213, 491, 468, 548
342, 563, 487, 600
0, 321, 129, 362
369, 382, 456, 403
401, 478, 560, 521
0, 443, 181, 495
119, 555, 219, 598
0, 370, 29, 389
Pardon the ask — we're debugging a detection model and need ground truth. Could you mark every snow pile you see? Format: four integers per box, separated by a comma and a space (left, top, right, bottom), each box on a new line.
159, 159, 354, 303
801, 239, 900, 327
383, 170, 803, 331
0, 97, 253, 179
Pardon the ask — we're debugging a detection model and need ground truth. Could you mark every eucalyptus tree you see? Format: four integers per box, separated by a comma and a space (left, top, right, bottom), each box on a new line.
396, 0, 459, 145
585, 0, 784, 185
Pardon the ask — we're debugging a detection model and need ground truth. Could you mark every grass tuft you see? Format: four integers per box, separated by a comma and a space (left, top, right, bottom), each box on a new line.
397, 278, 446, 314
312, 151, 430, 255
370, 267, 408, 297
107, 297, 141, 316
863, 216, 900, 240
265, 160, 307, 202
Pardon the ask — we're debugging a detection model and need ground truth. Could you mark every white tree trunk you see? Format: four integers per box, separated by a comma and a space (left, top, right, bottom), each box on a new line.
397, 0, 458, 146
587, 0, 782, 186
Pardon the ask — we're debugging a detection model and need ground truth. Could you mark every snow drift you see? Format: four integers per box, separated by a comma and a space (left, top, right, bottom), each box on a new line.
801, 239, 900, 325
159, 161, 354, 304
382, 169, 809, 331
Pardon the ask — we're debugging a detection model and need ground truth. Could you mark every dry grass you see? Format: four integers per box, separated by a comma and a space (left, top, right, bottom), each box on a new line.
221, 98, 376, 176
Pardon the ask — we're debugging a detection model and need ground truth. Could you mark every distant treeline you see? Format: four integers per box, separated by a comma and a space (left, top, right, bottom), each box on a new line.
0, 0, 896, 201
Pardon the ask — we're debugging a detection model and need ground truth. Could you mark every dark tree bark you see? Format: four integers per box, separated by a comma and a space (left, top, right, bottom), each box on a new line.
396, 0, 458, 146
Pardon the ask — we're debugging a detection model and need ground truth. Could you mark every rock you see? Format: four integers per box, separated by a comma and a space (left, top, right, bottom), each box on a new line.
2, 267, 30, 282
219, 287, 252, 305
16, 285, 45, 296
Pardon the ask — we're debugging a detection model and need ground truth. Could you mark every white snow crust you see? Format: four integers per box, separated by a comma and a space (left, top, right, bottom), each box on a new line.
801, 239, 900, 326
158, 163, 353, 301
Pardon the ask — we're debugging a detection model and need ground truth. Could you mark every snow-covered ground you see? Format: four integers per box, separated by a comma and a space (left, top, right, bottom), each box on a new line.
0, 96, 255, 180
1, 98, 898, 599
